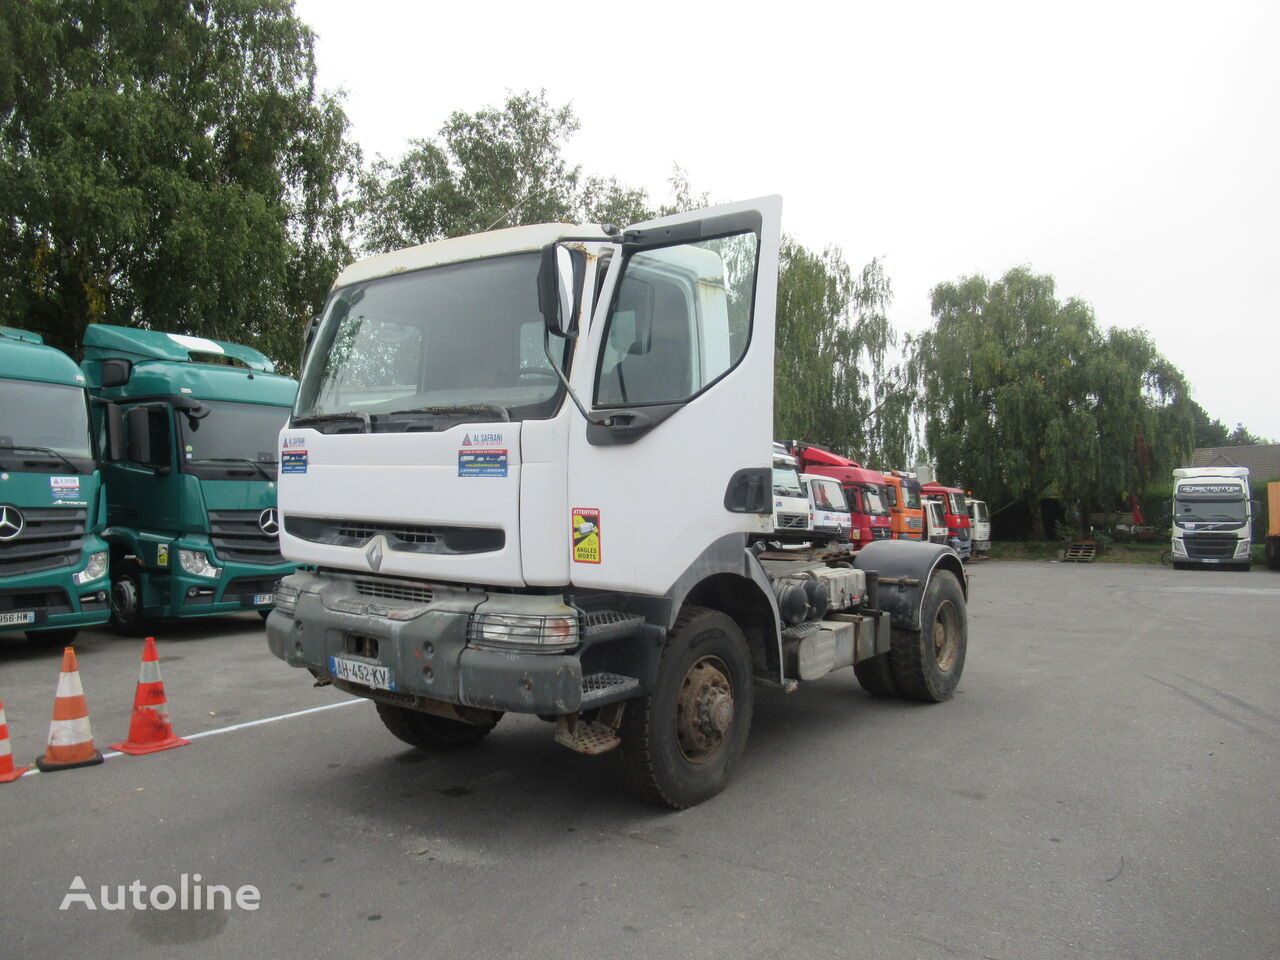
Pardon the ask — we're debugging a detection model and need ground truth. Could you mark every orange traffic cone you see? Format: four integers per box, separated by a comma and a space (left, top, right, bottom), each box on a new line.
0, 699, 29, 782
110, 637, 189, 756
35, 647, 104, 772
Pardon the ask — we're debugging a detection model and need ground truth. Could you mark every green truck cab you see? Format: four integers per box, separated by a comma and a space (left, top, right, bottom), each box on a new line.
80, 324, 297, 632
0, 327, 111, 644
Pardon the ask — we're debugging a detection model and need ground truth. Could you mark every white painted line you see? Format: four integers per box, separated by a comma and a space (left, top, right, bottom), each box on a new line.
20, 698, 365, 778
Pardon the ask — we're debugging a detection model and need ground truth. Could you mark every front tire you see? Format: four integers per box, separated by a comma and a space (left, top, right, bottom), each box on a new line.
618, 605, 754, 809
889, 570, 967, 702
374, 702, 496, 751
109, 565, 147, 636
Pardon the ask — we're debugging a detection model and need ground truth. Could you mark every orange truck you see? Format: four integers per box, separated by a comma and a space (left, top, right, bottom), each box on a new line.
882, 470, 925, 541
1267, 481, 1280, 570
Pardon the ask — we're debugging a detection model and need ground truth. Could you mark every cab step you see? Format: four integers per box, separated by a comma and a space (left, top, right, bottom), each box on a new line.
582, 610, 646, 641
580, 672, 640, 709
554, 714, 621, 755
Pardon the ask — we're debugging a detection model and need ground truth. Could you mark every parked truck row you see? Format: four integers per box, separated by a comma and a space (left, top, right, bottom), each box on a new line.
265, 197, 972, 807
0, 325, 297, 646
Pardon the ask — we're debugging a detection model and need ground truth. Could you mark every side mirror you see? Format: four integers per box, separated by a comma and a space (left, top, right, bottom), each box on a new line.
105, 404, 124, 461
99, 358, 132, 388
175, 397, 211, 428
126, 406, 151, 464
538, 243, 582, 338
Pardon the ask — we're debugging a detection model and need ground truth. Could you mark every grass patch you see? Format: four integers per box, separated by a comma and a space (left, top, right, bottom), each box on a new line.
988, 540, 1169, 564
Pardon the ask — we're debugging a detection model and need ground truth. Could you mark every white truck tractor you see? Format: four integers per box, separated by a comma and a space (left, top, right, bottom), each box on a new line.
771, 443, 809, 536
267, 197, 969, 807
1170, 466, 1253, 571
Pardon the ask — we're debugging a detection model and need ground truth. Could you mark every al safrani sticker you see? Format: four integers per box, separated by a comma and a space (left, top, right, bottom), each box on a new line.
572, 508, 601, 564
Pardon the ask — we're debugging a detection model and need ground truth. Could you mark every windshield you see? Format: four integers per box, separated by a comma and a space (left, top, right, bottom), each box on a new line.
296, 253, 568, 429
0, 377, 94, 473
773, 466, 803, 498
1174, 497, 1248, 524
181, 401, 290, 468
947, 493, 967, 516
900, 481, 921, 510
861, 484, 889, 516
810, 479, 847, 512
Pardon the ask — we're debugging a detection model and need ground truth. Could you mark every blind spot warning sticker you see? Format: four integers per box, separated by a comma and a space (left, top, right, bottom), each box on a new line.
572, 508, 601, 564
157, 543, 169, 567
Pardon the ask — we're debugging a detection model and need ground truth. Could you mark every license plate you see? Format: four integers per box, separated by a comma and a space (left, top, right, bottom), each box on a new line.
328, 655, 396, 691
252, 593, 274, 605
0, 610, 36, 626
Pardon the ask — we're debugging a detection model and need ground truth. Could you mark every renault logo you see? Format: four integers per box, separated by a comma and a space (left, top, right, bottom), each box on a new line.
0, 505, 24, 541
259, 508, 280, 536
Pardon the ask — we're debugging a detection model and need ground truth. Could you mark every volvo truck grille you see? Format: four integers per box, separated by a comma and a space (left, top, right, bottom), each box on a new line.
777, 513, 808, 529
0, 508, 86, 576
285, 516, 504, 555
208, 510, 285, 564
1183, 534, 1238, 560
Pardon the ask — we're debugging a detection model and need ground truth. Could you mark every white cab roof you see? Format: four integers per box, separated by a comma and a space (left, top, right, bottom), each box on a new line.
333, 223, 608, 290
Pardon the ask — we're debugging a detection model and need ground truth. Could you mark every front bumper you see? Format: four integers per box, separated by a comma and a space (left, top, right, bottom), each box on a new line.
266, 570, 588, 715
0, 541, 111, 636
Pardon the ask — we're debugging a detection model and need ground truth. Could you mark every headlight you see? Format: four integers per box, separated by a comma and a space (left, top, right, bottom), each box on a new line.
274, 579, 299, 617
179, 549, 221, 579
74, 551, 108, 585
1234, 539, 1251, 558
467, 613, 580, 651
1172, 539, 1187, 556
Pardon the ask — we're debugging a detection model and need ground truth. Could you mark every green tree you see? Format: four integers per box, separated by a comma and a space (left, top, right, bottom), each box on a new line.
910, 267, 1192, 538
357, 90, 651, 252
0, 0, 358, 368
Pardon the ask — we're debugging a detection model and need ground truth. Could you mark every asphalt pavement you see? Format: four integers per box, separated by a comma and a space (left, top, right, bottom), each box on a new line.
1, 561, 1277, 959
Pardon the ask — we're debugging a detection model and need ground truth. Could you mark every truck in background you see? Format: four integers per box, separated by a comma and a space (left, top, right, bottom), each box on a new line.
788, 443, 893, 548
967, 497, 991, 557
922, 482, 972, 560
1267, 482, 1280, 571
80, 325, 299, 631
266, 197, 969, 808
882, 469, 925, 541
924, 499, 948, 545
771, 443, 810, 537
0, 327, 111, 644
1170, 466, 1253, 571
801, 473, 851, 540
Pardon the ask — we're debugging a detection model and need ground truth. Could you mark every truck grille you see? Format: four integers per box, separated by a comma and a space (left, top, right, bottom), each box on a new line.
0, 508, 86, 577
208, 510, 285, 564
285, 516, 504, 555
354, 577, 432, 605
777, 513, 808, 529
1184, 534, 1238, 560
870, 527, 892, 540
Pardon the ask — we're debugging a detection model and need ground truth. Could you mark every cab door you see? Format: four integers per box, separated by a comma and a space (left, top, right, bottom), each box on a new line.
565, 198, 782, 596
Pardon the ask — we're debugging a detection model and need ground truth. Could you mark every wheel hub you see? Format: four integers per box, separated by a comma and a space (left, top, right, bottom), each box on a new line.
675, 656, 733, 764
933, 599, 959, 672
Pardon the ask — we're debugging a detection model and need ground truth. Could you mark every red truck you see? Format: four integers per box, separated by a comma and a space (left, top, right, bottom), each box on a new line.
788, 444, 894, 547
921, 482, 973, 560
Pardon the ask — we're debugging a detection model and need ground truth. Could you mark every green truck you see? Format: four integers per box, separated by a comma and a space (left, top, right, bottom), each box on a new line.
0, 327, 111, 645
80, 324, 297, 632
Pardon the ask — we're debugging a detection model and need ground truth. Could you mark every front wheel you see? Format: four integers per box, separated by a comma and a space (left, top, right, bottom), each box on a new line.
889, 570, 967, 702
374, 702, 497, 751
618, 605, 754, 809
109, 565, 147, 636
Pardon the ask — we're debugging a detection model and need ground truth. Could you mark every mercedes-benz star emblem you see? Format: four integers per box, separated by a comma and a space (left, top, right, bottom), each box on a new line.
258, 508, 280, 536
0, 505, 24, 542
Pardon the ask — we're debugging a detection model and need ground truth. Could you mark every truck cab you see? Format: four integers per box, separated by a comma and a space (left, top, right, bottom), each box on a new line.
922, 482, 972, 560
967, 497, 991, 556
0, 327, 111, 644
801, 473, 852, 540
882, 470, 925, 541
1170, 466, 1252, 571
925, 499, 948, 544
789, 443, 893, 548
80, 325, 299, 630
772, 444, 810, 535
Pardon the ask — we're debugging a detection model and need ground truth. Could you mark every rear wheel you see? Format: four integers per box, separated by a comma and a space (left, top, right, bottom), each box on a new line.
889, 570, 967, 702
25, 627, 79, 647
618, 605, 754, 809
374, 702, 497, 751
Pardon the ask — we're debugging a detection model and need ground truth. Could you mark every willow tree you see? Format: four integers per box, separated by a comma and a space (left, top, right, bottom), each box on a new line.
911, 267, 1193, 537
0, 0, 359, 367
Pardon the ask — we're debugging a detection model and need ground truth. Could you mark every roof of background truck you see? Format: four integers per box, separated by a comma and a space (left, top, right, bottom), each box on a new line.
792, 445, 885, 485
333, 223, 610, 291
0, 327, 87, 387
81, 324, 296, 406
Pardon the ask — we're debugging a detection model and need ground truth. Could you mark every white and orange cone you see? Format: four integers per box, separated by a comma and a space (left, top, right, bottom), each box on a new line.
35, 647, 104, 772
0, 699, 29, 782
110, 636, 189, 756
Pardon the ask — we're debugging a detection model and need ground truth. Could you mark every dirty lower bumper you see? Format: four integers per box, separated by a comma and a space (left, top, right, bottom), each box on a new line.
266, 570, 585, 715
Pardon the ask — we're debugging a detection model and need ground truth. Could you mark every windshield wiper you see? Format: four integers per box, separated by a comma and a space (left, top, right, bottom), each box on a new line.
291, 411, 371, 432
381, 403, 511, 423
192, 457, 273, 481
1, 444, 81, 473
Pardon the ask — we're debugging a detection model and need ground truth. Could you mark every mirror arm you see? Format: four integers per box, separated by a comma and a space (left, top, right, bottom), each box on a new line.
542, 330, 606, 427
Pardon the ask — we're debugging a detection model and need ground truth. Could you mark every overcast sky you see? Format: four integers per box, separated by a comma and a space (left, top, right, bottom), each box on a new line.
294, 0, 1279, 439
